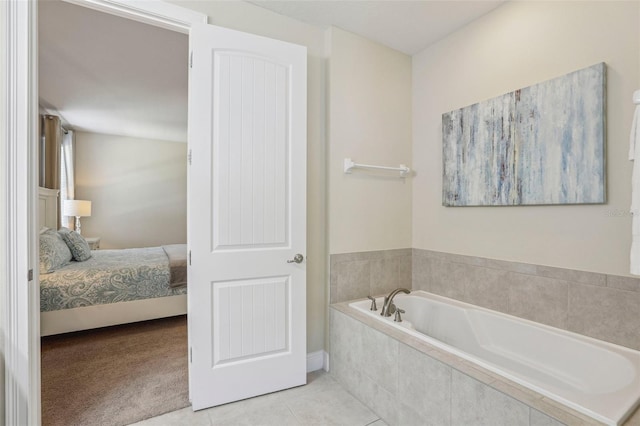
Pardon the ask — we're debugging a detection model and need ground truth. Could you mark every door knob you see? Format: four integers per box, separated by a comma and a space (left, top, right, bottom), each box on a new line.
287, 254, 304, 264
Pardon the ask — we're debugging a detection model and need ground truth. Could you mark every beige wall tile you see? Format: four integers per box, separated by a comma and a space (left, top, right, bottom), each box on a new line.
330, 305, 604, 425
508, 273, 569, 329
412, 252, 432, 291
607, 275, 640, 292
537, 398, 599, 425
370, 258, 400, 296
530, 409, 565, 426
398, 254, 412, 288
536, 266, 606, 288
331, 250, 412, 303
567, 284, 640, 350
451, 370, 530, 426
398, 344, 451, 424
484, 258, 538, 275
397, 404, 430, 426
336, 248, 640, 352
361, 326, 399, 395
462, 265, 510, 312
353, 373, 399, 425
329, 309, 365, 369
428, 258, 466, 300
335, 260, 370, 302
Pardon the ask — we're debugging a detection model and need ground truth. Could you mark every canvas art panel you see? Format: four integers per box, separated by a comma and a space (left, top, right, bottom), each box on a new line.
442, 63, 605, 206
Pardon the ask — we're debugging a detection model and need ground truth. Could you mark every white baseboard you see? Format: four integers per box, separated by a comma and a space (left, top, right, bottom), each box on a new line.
307, 350, 329, 372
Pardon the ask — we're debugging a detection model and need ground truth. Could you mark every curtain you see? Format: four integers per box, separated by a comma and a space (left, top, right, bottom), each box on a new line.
60, 130, 75, 229
40, 115, 62, 189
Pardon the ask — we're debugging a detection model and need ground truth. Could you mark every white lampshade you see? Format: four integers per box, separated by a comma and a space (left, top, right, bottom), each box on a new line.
63, 200, 92, 217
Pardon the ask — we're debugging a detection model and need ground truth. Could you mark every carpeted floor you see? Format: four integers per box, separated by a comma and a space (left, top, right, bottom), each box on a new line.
41, 315, 189, 426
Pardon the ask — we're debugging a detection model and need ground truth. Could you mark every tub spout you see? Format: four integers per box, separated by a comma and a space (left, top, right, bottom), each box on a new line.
380, 288, 410, 317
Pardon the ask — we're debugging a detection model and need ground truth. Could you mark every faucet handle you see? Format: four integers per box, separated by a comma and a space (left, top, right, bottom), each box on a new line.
367, 296, 377, 311
394, 308, 405, 323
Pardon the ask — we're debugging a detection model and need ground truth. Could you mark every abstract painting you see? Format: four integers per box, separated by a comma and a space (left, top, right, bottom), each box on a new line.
442, 63, 605, 206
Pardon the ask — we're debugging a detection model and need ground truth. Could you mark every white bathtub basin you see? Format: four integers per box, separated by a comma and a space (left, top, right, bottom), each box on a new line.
349, 290, 640, 425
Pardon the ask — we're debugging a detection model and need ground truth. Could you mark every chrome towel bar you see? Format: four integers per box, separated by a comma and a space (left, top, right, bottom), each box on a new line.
343, 158, 411, 178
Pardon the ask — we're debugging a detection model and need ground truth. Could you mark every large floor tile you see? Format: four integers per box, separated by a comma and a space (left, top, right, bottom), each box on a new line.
366, 419, 389, 426
129, 406, 211, 426
209, 402, 299, 426
286, 387, 379, 426
204, 386, 289, 421
277, 370, 345, 401
136, 371, 382, 426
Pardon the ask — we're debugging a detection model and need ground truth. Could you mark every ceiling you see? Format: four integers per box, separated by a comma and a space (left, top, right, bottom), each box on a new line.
248, 0, 505, 55
39, 0, 504, 143
39, 0, 188, 143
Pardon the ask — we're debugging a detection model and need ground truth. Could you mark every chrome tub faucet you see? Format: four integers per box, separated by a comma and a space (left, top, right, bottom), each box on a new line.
380, 288, 410, 317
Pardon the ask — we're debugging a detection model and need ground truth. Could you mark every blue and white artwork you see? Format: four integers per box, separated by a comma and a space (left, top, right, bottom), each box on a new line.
442, 63, 605, 206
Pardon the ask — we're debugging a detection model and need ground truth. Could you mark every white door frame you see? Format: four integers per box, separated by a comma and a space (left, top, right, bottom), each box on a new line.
2, 1, 39, 424
1, 1, 205, 424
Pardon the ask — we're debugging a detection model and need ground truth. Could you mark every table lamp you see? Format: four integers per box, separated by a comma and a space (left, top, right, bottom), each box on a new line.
62, 200, 92, 235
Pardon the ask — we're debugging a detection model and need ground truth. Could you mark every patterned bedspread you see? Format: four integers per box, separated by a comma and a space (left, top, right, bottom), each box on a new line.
40, 247, 187, 312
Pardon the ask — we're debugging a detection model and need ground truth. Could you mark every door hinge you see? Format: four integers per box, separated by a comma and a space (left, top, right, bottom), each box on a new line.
188, 149, 192, 165
190, 347, 193, 363
188, 250, 192, 266
28, 269, 33, 281
189, 51, 193, 69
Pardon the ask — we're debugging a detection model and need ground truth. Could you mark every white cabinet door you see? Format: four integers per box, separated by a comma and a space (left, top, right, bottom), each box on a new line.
188, 22, 307, 410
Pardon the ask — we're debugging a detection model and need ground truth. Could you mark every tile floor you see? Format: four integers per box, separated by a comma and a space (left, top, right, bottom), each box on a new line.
130, 371, 386, 426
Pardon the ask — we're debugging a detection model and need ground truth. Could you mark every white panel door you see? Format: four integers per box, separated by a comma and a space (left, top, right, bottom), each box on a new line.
188, 23, 307, 410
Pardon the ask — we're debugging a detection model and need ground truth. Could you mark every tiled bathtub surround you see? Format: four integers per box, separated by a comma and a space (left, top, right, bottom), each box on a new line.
329, 249, 412, 304
330, 251, 640, 424
331, 249, 640, 350
413, 249, 640, 351
329, 306, 605, 426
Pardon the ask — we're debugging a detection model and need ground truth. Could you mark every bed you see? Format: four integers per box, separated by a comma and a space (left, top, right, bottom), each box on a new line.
38, 187, 188, 336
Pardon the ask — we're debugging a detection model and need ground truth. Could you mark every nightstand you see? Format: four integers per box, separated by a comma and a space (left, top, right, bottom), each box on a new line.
84, 237, 101, 250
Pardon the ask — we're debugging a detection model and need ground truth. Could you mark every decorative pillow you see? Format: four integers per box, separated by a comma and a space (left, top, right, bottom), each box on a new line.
39, 229, 73, 274
61, 231, 92, 262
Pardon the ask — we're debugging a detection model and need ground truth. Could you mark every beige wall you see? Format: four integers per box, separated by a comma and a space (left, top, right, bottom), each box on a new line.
167, 0, 328, 354
328, 27, 413, 254
413, 1, 640, 276
74, 132, 187, 249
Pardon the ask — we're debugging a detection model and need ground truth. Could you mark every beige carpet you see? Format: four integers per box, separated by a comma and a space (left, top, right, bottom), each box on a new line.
41, 315, 189, 426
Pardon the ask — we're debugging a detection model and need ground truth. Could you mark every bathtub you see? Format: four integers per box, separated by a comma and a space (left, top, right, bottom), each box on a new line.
349, 290, 640, 425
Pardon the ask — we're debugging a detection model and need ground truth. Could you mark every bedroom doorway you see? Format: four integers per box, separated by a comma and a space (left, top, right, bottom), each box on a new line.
37, 1, 192, 424
38, 0, 190, 334
4, 0, 308, 423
